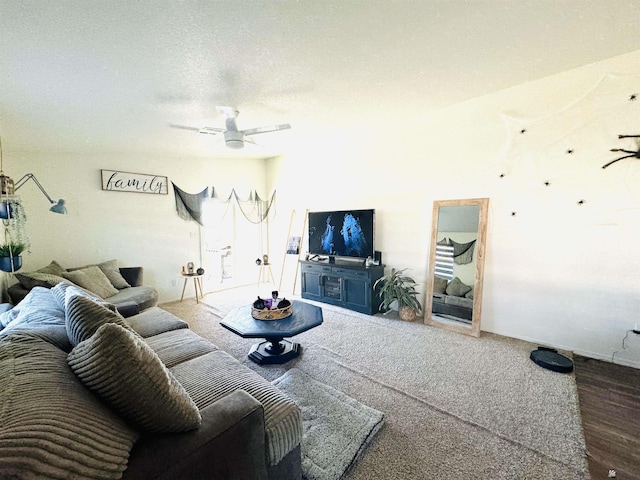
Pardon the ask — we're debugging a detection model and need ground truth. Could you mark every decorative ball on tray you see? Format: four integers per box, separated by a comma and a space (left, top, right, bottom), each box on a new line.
251, 293, 293, 320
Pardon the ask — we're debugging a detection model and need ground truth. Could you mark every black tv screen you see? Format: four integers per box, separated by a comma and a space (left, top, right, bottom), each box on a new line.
308, 209, 375, 259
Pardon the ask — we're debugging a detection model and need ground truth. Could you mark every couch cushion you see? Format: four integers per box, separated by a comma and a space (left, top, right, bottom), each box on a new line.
68, 323, 202, 433
145, 329, 218, 368
62, 265, 119, 299
69, 259, 131, 289
37, 259, 65, 275
433, 276, 448, 294
65, 294, 136, 347
170, 350, 303, 466
105, 285, 158, 311
13, 260, 66, 289
14, 271, 66, 290
0, 332, 138, 479
51, 281, 118, 313
98, 259, 132, 289
444, 295, 473, 309
465, 286, 474, 300
125, 306, 189, 338
445, 277, 472, 297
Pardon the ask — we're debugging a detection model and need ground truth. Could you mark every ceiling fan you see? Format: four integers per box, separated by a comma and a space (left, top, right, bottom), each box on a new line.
169, 106, 291, 149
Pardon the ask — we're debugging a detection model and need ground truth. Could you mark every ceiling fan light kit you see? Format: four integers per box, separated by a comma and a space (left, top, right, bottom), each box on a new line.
170, 106, 291, 149
224, 131, 245, 149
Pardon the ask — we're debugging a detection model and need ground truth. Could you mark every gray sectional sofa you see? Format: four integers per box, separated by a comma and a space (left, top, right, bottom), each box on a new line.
432, 276, 474, 321
7, 259, 158, 315
0, 283, 303, 480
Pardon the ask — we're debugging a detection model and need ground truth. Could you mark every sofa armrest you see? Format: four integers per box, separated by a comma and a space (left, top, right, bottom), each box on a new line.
119, 267, 144, 288
123, 390, 268, 480
115, 301, 139, 318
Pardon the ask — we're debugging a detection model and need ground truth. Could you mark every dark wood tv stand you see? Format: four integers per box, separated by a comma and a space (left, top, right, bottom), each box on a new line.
300, 259, 384, 315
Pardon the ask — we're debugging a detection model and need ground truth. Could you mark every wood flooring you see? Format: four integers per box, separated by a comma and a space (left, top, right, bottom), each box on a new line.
574, 355, 640, 480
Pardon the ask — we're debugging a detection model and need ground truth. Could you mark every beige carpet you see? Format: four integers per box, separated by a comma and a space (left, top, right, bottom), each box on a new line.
161, 296, 590, 480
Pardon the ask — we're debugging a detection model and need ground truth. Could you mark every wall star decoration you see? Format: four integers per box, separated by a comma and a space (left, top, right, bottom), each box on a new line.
603, 134, 640, 169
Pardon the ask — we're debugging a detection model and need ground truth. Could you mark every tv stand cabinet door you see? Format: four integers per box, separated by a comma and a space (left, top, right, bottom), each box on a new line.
341, 276, 370, 313
301, 263, 331, 302
334, 266, 383, 315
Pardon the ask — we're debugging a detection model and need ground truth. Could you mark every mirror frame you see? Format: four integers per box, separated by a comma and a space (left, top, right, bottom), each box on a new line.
424, 198, 489, 337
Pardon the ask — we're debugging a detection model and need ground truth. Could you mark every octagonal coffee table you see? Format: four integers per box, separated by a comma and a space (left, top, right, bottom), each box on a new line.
221, 300, 323, 364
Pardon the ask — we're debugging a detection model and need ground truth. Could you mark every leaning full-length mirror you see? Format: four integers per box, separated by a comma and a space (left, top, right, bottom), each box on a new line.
424, 198, 489, 337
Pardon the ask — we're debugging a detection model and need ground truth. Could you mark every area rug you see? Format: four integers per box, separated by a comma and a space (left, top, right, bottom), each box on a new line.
272, 368, 384, 480
162, 298, 590, 479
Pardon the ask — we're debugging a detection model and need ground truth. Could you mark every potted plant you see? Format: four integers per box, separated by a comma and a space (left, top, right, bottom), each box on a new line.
373, 267, 423, 321
0, 241, 25, 272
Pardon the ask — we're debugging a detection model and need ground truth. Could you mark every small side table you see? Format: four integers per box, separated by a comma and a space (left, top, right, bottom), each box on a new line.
257, 263, 275, 285
180, 274, 204, 303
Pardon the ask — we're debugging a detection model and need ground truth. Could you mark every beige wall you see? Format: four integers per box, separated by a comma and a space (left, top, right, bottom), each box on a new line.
4, 151, 268, 302
268, 49, 640, 368
4, 49, 640, 368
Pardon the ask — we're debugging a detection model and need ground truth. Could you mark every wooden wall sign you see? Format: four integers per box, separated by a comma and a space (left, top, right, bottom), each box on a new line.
101, 170, 168, 195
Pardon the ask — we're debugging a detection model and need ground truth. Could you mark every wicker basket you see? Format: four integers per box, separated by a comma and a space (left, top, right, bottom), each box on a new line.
251, 303, 293, 320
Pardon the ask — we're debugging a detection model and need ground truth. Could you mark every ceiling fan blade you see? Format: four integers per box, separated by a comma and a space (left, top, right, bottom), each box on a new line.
200, 127, 226, 134
169, 123, 200, 132
169, 124, 225, 135
242, 124, 291, 136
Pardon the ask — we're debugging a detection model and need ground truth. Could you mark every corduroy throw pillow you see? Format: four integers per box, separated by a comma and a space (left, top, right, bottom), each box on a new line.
68, 323, 202, 433
0, 332, 138, 479
65, 294, 136, 347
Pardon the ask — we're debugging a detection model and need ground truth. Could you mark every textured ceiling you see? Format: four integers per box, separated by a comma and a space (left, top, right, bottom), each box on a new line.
1, 0, 640, 158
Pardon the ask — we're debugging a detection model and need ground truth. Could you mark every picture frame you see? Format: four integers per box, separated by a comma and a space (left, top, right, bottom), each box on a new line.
101, 169, 168, 195
286, 236, 301, 255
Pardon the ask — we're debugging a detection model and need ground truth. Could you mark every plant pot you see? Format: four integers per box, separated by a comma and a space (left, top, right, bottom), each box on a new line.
0, 255, 22, 272
399, 306, 417, 322
0, 201, 13, 220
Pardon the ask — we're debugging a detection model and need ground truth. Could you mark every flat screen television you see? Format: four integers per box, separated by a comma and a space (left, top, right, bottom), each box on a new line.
307, 209, 375, 260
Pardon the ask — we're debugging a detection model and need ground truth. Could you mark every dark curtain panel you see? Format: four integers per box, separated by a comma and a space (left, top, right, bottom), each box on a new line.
172, 183, 209, 226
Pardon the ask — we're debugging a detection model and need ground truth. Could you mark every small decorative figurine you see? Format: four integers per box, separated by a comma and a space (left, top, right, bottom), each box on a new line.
253, 296, 266, 309
277, 298, 291, 308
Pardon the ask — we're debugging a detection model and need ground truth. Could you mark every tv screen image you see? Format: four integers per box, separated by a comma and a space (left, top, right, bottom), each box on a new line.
308, 209, 375, 259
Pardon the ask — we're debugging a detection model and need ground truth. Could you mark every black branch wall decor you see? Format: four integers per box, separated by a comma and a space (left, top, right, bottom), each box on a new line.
603, 134, 640, 169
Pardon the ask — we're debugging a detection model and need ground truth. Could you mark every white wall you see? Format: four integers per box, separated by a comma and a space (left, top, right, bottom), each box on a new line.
5, 49, 640, 368
4, 151, 268, 302
268, 49, 640, 368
